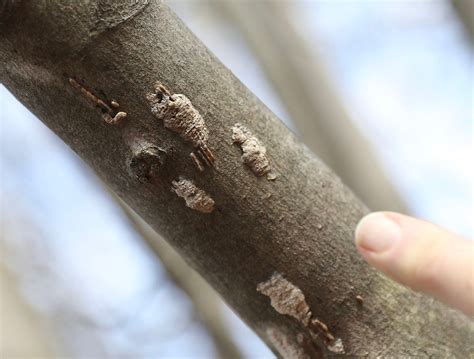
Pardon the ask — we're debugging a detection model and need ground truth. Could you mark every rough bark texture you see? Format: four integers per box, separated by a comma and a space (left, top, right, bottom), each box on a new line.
1, 1, 472, 357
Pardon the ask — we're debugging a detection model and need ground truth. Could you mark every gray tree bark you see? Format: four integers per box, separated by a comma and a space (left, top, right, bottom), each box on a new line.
0, 1, 472, 357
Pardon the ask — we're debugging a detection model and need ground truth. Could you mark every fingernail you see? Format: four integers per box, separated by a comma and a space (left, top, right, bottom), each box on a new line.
355, 212, 401, 253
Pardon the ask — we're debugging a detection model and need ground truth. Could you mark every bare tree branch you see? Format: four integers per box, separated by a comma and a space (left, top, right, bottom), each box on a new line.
0, 1, 472, 357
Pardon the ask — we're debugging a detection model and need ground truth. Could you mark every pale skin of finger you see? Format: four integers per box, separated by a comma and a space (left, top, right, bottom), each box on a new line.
355, 212, 474, 316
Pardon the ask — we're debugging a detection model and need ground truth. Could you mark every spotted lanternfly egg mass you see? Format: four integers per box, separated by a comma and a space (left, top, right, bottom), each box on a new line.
146, 82, 214, 171
232, 123, 276, 180
171, 177, 215, 213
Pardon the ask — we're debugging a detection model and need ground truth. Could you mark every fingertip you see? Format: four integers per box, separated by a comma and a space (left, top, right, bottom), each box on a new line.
354, 212, 474, 316
355, 212, 402, 254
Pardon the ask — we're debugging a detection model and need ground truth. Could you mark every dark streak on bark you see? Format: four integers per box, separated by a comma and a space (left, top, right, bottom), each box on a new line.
0, 0, 19, 24
0, 1, 472, 357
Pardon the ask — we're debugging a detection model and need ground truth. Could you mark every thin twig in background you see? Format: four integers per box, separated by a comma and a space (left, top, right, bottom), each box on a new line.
451, 0, 474, 45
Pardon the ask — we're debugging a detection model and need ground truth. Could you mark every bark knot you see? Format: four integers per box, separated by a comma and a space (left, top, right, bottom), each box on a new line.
128, 144, 166, 183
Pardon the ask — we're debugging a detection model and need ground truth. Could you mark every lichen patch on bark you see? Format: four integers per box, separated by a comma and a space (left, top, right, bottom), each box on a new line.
171, 177, 214, 213
147, 82, 214, 170
232, 123, 274, 179
257, 272, 312, 326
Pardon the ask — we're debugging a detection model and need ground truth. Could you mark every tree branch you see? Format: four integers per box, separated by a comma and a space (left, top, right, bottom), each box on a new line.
0, 1, 471, 357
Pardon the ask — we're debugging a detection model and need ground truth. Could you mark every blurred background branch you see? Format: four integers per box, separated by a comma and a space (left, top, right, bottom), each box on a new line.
451, 0, 474, 44
217, 0, 406, 212
0, 263, 56, 358
112, 194, 243, 359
